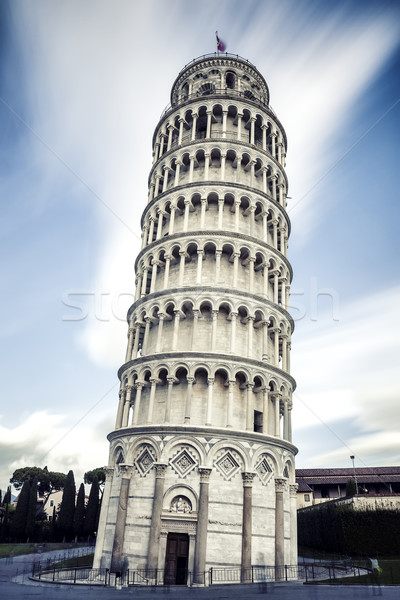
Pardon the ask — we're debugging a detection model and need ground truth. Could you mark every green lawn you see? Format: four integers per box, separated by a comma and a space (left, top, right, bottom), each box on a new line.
317, 558, 400, 586
0, 543, 88, 558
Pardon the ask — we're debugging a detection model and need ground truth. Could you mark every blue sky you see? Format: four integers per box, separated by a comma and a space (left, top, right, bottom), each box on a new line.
1, 0, 400, 492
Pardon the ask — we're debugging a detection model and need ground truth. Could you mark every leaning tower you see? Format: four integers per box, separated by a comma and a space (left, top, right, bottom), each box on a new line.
94, 53, 298, 584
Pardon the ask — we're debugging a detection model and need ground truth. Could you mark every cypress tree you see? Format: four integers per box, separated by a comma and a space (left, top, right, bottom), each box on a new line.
73, 483, 86, 541
84, 475, 99, 539
1, 503, 10, 542
58, 470, 76, 542
26, 477, 38, 541
3, 486, 11, 506
12, 479, 30, 541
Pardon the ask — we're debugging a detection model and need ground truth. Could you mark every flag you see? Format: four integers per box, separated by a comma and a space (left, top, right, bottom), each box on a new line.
215, 31, 226, 52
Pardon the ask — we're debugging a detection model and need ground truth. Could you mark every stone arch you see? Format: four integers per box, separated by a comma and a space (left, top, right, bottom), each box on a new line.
208, 439, 250, 472
163, 484, 198, 513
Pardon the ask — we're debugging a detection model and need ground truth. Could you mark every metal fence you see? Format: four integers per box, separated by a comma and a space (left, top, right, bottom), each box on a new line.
32, 562, 356, 587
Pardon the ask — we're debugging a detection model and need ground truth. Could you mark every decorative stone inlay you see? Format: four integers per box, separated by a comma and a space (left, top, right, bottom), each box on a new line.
135, 445, 156, 477
170, 495, 192, 513
215, 450, 241, 481
255, 455, 273, 485
169, 447, 198, 478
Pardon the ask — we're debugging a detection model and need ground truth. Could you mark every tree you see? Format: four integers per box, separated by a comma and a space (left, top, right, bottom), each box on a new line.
84, 468, 105, 495
0, 502, 10, 542
26, 477, 38, 541
3, 486, 11, 506
58, 470, 76, 542
84, 476, 99, 539
346, 478, 357, 497
10, 466, 66, 501
73, 483, 86, 541
12, 479, 31, 541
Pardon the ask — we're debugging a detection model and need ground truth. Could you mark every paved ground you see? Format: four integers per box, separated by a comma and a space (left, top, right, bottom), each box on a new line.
0, 550, 395, 599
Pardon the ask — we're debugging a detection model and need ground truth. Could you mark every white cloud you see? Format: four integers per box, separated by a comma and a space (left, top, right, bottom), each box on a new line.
0, 410, 112, 493
292, 286, 400, 465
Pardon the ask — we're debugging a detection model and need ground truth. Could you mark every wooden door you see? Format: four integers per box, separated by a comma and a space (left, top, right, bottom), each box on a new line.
164, 532, 189, 585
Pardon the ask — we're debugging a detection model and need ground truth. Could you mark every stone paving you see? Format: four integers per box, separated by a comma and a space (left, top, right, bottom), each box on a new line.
0, 549, 396, 599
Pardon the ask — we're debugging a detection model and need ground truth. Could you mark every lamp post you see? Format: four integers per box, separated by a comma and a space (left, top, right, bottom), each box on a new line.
350, 455, 359, 495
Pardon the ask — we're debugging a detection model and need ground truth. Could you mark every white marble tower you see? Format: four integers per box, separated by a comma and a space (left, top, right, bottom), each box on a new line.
93, 53, 298, 585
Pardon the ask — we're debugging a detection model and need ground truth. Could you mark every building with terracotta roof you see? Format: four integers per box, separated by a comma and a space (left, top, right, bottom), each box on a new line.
296, 466, 400, 510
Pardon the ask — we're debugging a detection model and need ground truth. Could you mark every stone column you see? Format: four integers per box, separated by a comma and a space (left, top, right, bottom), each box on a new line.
132, 382, 143, 425
150, 259, 159, 294
164, 377, 175, 423
206, 378, 214, 426
230, 311, 237, 353
172, 310, 182, 350
234, 200, 240, 232
111, 464, 133, 573
232, 252, 239, 288
247, 316, 254, 358
204, 152, 210, 181
178, 251, 186, 285
93, 466, 114, 569
248, 256, 255, 292
274, 478, 286, 578
156, 313, 165, 352
236, 112, 243, 141
262, 320, 270, 362
191, 113, 198, 141
141, 267, 148, 297
192, 309, 199, 350
287, 399, 293, 443
183, 199, 190, 231
193, 467, 212, 584
125, 326, 134, 363
217, 198, 224, 229
200, 198, 207, 228
289, 484, 298, 568
115, 389, 124, 429
147, 463, 168, 572
283, 397, 289, 440
250, 117, 256, 145
122, 384, 133, 427
246, 383, 254, 431
141, 224, 149, 250
282, 334, 288, 371
142, 317, 151, 355
227, 380, 235, 428
261, 124, 267, 151
196, 250, 204, 284
184, 375, 194, 423
148, 216, 156, 244
262, 388, 269, 434
206, 110, 212, 138
241, 472, 255, 582
273, 327, 280, 367
146, 378, 157, 424
156, 210, 165, 240
178, 118, 184, 145
169, 206, 176, 235
211, 310, 218, 351
210, 249, 220, 286
174, 161, 181, 186
163, 255, 171, 288
220, 153, 226, 180
222, 109, 228, 138
274, 393, 281, 437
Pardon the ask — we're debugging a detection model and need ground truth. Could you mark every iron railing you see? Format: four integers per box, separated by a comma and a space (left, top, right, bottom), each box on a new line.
32, 561, 370, 587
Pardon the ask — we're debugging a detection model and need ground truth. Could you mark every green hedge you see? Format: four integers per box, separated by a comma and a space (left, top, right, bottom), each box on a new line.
298, 504, 400, 555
